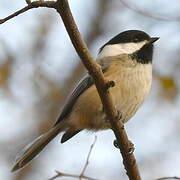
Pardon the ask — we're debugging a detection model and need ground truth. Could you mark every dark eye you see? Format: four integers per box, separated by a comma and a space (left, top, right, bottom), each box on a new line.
133, 38, 139, 42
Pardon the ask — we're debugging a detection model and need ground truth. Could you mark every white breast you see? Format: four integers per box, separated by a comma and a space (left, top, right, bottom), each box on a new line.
110, 63, 152, 123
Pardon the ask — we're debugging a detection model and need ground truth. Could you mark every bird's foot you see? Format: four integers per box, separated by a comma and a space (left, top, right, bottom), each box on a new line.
113, 140, 135, 155
105, 80, 115, 89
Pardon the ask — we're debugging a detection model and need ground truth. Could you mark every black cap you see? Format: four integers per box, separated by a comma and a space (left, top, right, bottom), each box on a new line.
100, 30, 153, 52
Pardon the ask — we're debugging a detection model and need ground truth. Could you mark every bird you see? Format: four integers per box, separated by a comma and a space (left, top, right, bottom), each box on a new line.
12, 30, 159, 172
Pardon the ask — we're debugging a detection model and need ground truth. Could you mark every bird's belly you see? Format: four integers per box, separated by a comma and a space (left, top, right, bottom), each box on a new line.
69, 64, 152, 130
112, 65, 152, 123
112, 88, 146, 124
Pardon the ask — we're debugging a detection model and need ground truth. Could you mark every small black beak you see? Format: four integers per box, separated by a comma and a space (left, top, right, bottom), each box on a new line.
149, 37, 159, 44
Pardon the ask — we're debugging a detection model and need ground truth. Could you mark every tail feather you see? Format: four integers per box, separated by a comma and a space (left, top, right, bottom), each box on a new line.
12, 122, 66, 172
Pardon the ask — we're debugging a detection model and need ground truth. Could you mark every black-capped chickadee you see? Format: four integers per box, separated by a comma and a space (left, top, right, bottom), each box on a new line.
12, 30, 159, 172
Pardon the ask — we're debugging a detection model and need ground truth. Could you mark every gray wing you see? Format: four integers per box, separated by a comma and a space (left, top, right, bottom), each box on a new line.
53, 58, 110, 126
53, 74, 94, 126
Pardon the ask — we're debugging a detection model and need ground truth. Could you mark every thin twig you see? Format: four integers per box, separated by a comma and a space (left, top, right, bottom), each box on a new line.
55, 0, 142, 180
0, 1, 55, 24
80, 136, 97, 179
49, 136, 98, 180
49, 171, 97, 180
50, 171, 95, 180
156, 177, 180, 180
25, 0, 31, 5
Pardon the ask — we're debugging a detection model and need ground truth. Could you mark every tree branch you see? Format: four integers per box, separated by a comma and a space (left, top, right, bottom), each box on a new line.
1, 1, 142, 179
0, 1, 55, 24
54, 0, 141, 180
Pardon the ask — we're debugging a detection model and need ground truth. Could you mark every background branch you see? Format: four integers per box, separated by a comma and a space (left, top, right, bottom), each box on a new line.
156, 177, 180, 180
120, 0, 180, 21
0, 1, 55, 24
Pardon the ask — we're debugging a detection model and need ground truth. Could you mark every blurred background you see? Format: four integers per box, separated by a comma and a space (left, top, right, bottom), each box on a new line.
0, 0, 180, 179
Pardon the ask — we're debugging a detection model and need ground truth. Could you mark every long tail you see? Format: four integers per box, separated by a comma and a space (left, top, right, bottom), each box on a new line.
12, 122, 67, 172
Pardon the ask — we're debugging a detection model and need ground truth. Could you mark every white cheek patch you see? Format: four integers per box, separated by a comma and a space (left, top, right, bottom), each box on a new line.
98, 41, 147, 59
